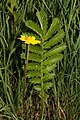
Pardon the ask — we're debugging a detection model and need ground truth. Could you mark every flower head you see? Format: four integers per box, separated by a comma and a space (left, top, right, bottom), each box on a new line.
18, 35, 41, 45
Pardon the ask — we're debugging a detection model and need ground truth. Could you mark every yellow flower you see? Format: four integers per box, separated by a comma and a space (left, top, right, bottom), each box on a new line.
18, 35, 41, 45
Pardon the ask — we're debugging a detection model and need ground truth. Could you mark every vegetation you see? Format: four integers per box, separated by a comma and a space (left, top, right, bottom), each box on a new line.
0, 0, 80, 120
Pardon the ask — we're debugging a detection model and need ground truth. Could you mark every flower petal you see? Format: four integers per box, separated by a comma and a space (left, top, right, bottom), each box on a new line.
18, 35, 41, 45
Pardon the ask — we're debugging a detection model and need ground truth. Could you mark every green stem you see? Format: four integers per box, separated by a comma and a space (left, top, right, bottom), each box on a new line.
22, 45, 30, 114
40, 63, 44, 120
39, 38, 45, 120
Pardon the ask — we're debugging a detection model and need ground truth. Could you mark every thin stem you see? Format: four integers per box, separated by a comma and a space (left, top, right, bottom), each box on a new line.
39, 37, 45, 120
40, 59, 44, 120
22, 44, 30, 114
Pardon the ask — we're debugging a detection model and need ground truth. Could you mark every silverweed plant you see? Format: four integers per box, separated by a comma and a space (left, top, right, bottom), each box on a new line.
18, 35, 41, 114
18, 9, 66, 119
